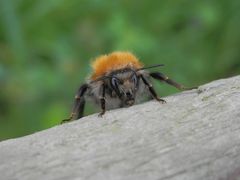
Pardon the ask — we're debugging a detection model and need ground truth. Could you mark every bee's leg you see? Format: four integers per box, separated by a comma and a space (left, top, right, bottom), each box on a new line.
74, 98, 86, 119
150, 72, 197, 90
61, 84, 88, 124
140, 75, 166, 103
98, 84, 106, 117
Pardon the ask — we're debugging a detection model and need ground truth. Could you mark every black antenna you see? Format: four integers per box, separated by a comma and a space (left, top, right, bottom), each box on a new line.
137, 64, 164, 71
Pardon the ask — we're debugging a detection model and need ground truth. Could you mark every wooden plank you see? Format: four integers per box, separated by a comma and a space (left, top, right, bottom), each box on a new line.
0, 76, 240, 180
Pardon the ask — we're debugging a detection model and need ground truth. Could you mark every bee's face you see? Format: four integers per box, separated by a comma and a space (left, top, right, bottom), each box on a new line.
109, 69, 139, 106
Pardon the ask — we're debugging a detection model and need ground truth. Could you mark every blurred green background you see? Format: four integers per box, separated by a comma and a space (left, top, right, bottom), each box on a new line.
0, 0, 240, 141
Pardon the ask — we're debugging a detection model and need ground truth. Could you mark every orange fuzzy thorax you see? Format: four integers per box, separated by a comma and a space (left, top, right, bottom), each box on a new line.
90, 52, 143, 80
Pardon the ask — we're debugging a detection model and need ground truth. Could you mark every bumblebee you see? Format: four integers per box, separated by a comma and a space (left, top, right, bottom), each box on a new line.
62, 51, 195, 123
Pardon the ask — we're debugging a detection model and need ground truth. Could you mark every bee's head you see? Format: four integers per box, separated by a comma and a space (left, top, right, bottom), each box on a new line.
109, 69, 139, 106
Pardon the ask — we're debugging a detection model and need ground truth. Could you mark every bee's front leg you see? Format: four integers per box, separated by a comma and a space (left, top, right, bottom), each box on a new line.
98, 83, 106, 117
140, 74, 166, 104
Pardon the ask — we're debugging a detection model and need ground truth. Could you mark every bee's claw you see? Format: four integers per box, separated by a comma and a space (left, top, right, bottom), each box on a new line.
60, 118, 72, 124
98, 111, 105, 118
157, 98, 166, 104
182, 86, 198, 90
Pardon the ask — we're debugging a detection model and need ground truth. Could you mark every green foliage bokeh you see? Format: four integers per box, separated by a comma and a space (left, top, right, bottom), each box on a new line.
0, 0, 240, 140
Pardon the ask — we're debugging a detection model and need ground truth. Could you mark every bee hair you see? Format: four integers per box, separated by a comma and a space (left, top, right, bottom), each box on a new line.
90, 64, 164, 83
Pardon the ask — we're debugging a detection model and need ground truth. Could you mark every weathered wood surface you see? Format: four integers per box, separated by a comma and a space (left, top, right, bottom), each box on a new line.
0, 76, 240, 180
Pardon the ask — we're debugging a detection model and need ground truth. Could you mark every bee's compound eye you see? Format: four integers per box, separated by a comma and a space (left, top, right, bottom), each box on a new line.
111, 77, 119, 88
131, 74, 138, 85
